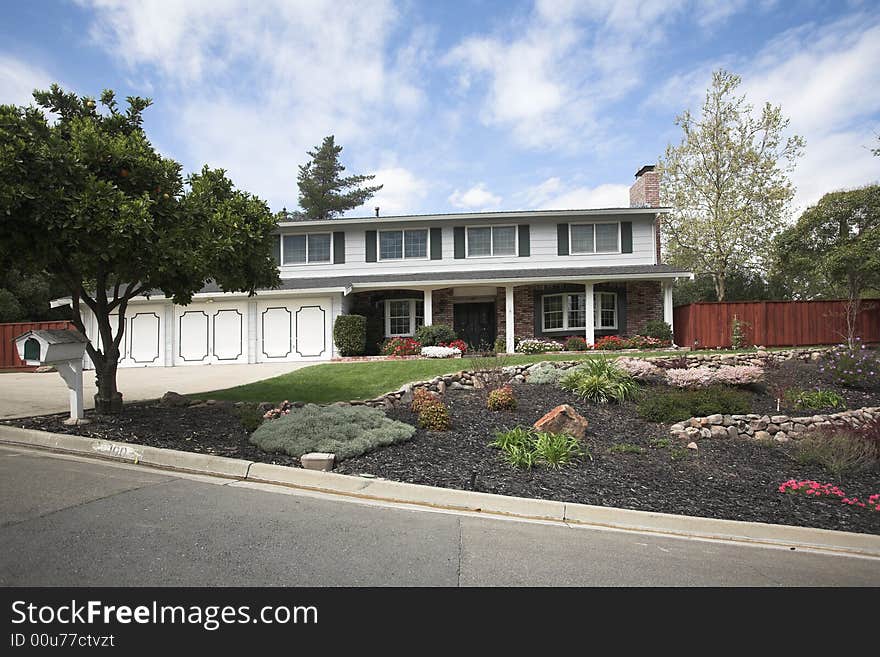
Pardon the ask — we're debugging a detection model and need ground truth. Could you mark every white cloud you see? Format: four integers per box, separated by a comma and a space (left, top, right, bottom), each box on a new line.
0, 55, 56, 106
448, 183, 502, 210
520, 177, 630, 209
78, 0, 430, 211
369, 167, 430, 216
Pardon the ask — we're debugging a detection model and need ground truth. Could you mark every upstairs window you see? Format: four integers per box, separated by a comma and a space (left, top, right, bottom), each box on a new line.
467, 225, 516, 257
380, 229, 428, 260
281, 233, 332, 264
570, 223, 620, 254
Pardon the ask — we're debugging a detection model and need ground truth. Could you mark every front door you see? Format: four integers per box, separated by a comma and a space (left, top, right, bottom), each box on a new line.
453, 302, 496, 351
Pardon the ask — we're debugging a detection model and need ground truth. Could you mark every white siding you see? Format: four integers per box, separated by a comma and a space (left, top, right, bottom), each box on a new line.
278, 214, 656, 280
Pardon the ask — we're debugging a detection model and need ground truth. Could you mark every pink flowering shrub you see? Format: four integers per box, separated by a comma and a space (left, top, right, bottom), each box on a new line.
665, 365, 763, 388
779, 479, 880, 511
263, 400, 293, 420
614, 357, 664, 381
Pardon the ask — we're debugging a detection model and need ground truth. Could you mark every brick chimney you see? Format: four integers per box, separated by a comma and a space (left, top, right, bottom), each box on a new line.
629, 164, 662, 264
629, 164, 659, 207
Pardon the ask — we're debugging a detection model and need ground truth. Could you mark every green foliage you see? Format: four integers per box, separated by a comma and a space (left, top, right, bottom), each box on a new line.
0, 289, 23, 322
649, 437, 672, 448
659, 69, 804, 301
0, 85, 279, 407
489, 427, 585, 469
786, 388, 845, 410
414, 324, 456, 347
333, 315, 367, 357
249, 404, 415, 460
636, 386, 751, 423
669, 447, 690, 461
644, 320, 674, 342
609, 442, 646, 454
564, 336, 590, 351
487, 385, 517, 411
559, 359, 639, 404
672, 270, 791, 305
773, 185, 880, 347
297, 135, 383, 220
411, 387, 439, 413
526, 363, 563, 385
730, 314, 748, 349
795, 430, 879, 478
417, 399, 451, 431
235, 403, 265, 433
494, 337, 507, 353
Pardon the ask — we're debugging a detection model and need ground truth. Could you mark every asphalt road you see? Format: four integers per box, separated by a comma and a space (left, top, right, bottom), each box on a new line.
1, 444, 878, 586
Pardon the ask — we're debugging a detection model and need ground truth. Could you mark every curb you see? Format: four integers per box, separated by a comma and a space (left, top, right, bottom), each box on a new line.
2, 424, 879, 558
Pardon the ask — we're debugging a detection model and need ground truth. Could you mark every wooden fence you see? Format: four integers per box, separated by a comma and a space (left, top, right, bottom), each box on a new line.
673, 301, 880, 348
0, 321, 75, 369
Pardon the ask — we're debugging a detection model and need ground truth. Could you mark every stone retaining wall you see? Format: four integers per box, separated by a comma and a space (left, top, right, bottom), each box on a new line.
357, 346, 830, 408
669, 407, 879, 443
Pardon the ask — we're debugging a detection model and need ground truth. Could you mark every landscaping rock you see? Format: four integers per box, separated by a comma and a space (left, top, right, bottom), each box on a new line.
774, 432, 790, 443
300, 452, 335, 471
533, 404, 589, 440
687, 442, 698, 450
754, 430, 772, 441
160, 391, 190, 408
706, 414, 724, 425
709, 425, 729, 439
727, 426, 739, 439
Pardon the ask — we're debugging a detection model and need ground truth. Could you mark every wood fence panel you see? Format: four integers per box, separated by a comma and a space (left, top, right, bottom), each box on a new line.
673, 301, 880, 348
0, 321, 75, 369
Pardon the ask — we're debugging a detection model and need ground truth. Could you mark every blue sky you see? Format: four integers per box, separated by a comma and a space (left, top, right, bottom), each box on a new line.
2, 0, 879, 217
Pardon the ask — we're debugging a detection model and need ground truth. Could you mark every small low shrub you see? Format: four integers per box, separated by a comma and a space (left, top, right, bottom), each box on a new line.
645, 320, 673, 342
669, 447, 690, 460
490, 426, 533, 451
533, 431, 586, 468
819, 341, 879, 389
381, 337, 422, 356
333, 314, 367, 356
441, 339, 468, 353
564, 336, 590, 351
493, 337, 507, 353
779, 479, 880, 511
487, 385, 517, 411
421, 345, 461, 358
614, 357, 664, 381
235, 403, 265, 432
249, 404, 415, 460
665, 365, 762, 388
609, 442, 645, 454
624, 335, 670, 349
516, 338, 563, 354
786, 388, 845, 410
411, 388, 437, 413
795, 425, 880, 478
559, 359, 639, 404
414, 324, 457, 347
594, 335, 626, 350
489, 427, 585, 469
263, 400, 293, 420
418, 399, 451, 431
526, 362, 564, 385
649, 437, 671, 448
636, 386, 752, 423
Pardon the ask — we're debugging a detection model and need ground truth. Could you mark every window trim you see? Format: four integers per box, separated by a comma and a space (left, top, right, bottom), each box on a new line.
378, 228, 430, 261
541, 292, 618, 332
465, 224, 518, 258
384, 298, 425, 337
280, 232, 333, 266
568, 222, 622, 255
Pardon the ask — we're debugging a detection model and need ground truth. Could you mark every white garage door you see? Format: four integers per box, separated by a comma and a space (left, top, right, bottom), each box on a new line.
94, 304, 166, 368
257, 298, 331, 362
174, 302, 248, 366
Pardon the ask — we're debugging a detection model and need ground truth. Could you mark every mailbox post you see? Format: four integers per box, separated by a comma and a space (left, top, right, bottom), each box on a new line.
14, 329, 90, 425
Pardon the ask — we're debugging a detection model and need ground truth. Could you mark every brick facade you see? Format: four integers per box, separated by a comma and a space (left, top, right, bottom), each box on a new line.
431, 287, 454, 327
629, 165, 662, 265
625, 280, 663, 335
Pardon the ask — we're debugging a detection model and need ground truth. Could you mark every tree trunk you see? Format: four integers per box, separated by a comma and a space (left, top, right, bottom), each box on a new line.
714, 274, 726, 302
94, 358, 124, 414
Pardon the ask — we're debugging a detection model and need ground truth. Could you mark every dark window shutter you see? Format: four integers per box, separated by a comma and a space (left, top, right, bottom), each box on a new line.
621, 221, 633, 253
333, 231, 345, 264
430, 227, 442, 260
365, 230, 377, 262
272, 235, 281, 265
557, 223, 569, 256
454, 227, 466, 259
518, 224, 530, 257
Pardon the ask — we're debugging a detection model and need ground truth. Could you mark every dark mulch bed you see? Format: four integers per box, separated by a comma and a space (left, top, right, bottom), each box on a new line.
5, 402, 301, 468
5, 359, 878, 534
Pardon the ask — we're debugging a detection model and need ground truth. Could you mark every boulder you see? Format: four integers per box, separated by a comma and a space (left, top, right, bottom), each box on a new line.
706, 414, 724, 425
754, 430, 772, 441
709, 425, 729, 439
727, 426, 740, 440
160, 391, 190, 408
533, 404, 589, 440
300, 453, 335, 471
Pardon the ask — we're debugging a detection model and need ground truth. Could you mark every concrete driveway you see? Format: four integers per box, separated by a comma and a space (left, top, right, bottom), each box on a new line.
0, 362, 314, 419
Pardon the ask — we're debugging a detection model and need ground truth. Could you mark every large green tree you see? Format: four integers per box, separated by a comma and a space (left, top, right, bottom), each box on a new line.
658, 69, 805, 301
773, 185, 880, 347
0, 85, 279, 412
297, 135, 382, 220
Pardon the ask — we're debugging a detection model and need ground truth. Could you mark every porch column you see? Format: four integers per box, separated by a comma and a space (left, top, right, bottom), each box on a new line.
423, 288, 433, 326
584, 282, 595, 345
663, 281, 674, 336
505, 285, 515, 354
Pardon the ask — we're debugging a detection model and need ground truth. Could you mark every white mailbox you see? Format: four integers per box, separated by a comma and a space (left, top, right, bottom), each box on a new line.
14, 329, 89, 425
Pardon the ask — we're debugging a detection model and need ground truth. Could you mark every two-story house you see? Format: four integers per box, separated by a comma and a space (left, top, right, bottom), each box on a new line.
78, 165, 691, 368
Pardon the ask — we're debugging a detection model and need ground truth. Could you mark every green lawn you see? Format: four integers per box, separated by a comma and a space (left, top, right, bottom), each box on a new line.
198, 349, 757, 404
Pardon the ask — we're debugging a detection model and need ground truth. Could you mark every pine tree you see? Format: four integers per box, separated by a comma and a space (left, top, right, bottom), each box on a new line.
297, 136, 383, 220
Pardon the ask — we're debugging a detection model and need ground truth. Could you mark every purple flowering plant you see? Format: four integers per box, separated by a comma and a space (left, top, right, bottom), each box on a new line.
819, 339, 878, 389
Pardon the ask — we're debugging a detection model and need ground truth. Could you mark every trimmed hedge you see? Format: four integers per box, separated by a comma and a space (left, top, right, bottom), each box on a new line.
645, 320, 673, 342
636, 385, 751, 423
333, 314, 367, 356
415, 324, 457, 346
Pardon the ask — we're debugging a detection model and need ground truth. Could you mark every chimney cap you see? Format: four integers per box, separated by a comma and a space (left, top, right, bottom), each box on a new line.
635, 164, 656, 178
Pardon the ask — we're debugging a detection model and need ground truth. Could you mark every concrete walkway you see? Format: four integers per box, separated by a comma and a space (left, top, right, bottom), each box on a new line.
0, 362, 313, 419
